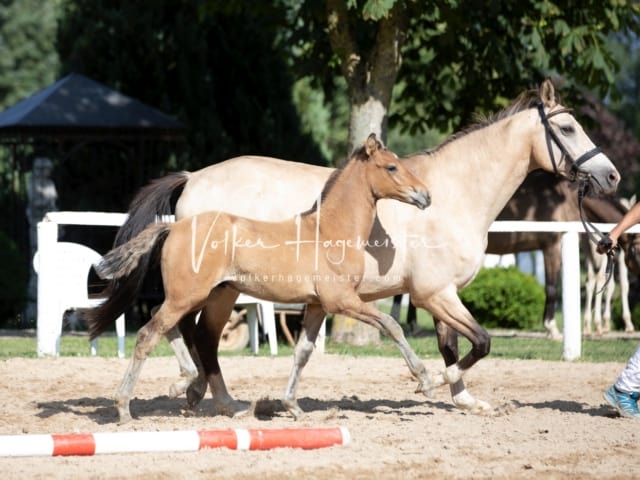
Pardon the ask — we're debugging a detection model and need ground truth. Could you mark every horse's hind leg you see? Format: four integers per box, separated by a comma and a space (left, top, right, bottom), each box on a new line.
190, 287, 249, 417
593, 259, 607, 334
115, 303, 180, 424
584, 258, 596, 335
167, 314, 200, 398
139, 304, 200, 400
282, 304, 326, 419
619, 252, 634, 332
602, 270, 615, 333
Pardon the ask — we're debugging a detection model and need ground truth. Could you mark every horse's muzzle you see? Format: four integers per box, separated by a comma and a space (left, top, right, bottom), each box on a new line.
410, 190, 431, 210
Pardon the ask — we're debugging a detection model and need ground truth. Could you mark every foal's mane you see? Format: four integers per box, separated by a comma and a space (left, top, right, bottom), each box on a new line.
417, 88, 557, 156
300, 143, 373, 216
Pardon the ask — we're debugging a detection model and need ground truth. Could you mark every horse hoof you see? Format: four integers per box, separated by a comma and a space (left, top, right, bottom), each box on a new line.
467, 400, 493, 415
117, 411, 133, 425
181, 406, 196, 417
453, 390, 492, 415
186, 383, 208, 408
169, 380, 189, 398
415, 381, 435, 398
546, 331, 563, 342
544, 320, 562, 341
282, 399, 304, 420
214, 399, 250, 418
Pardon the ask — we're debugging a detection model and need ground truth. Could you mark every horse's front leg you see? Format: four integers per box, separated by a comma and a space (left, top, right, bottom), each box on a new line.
282, 304, 326, 419
432, 317, 491, 414
415, 285, 492, 414
326, 294, 434, 398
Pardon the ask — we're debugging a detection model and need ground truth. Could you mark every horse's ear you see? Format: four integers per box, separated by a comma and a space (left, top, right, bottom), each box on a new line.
365, 133, 380, 156
539, 78, 557, 108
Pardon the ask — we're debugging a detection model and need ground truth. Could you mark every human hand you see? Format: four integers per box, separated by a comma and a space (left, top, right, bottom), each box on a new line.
596, 236, 614, 255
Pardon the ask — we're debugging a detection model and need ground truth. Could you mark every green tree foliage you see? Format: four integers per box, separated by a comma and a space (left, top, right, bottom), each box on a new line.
606, 32, 640, 136
0, 0, 59, 111
398, 1, 640, 133
285, 0, 640, 145
57, 1, 325, 171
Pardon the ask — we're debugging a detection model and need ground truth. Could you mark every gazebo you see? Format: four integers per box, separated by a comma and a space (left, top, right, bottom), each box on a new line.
0, 72, 186, 252
0, 73, 186, 326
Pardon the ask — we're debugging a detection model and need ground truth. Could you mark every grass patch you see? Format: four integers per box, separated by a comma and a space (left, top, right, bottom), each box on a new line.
0, 330, 635, 363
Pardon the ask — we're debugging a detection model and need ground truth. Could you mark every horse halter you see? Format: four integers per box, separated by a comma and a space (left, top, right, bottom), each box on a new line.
537, 102, 616, 292
536, 102, 602, 182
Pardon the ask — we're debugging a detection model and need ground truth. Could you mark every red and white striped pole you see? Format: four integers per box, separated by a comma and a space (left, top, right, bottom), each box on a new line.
0, 426, 350, 457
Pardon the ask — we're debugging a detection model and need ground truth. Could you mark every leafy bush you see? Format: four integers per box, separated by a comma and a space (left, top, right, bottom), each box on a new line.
459, 266, 545, 330
0, 231, 28, 327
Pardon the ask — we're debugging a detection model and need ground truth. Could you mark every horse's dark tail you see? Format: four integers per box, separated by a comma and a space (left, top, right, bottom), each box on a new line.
82, 224, 171, 340
114, 171, 189, 247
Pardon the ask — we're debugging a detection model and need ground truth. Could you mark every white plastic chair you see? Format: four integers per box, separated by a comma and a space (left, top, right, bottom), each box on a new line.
235, 293, 278, 355
33, 242, 126, 358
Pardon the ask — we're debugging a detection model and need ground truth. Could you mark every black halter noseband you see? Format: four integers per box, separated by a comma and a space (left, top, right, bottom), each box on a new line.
536, 102, 602, 181
537, 102, 616, 293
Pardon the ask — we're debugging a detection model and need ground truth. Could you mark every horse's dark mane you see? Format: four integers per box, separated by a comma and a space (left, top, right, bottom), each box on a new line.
414, 88, 553, 156
300, 143, 371, 216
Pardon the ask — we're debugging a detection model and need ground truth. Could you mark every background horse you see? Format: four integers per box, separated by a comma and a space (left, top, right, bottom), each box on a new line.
109, 79, 619, 417
581, 195, 639, 335
84, 134, 430, 423
394, 173, 640, 339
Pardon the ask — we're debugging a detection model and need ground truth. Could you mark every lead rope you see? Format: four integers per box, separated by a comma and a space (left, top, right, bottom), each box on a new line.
577, 176, 618, 294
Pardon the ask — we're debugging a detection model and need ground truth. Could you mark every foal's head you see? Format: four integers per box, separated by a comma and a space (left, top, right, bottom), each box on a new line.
357, 133, 430, 210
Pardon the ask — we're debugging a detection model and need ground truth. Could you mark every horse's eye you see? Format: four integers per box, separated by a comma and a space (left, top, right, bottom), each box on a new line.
386, 164, 398, 173
560, 125, 575, 135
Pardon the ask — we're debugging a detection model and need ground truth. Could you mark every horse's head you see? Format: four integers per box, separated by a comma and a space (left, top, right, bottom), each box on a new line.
360, 133, 430, 210
532, 79, 619, 196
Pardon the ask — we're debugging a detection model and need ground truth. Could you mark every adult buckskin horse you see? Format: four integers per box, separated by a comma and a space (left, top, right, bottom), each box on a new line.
394, 174, 640, 340
86, 134, 430, 423
487, 173, 640, 339
104, 79, 619, 418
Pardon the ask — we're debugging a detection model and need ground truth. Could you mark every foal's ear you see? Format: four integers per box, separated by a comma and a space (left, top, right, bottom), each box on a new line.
539, 78, 557, 108
365, 133, 381, 157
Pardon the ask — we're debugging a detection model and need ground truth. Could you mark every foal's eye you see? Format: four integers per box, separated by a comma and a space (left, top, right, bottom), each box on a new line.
386, 164, 398, 173
560, 125, 575, 135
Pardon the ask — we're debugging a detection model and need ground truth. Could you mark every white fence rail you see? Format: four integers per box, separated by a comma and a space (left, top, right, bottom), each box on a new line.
36, 212, 640, 360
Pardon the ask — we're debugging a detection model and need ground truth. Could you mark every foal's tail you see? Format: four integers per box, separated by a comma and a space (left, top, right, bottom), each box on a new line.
114, 171, 189, 247
83, 224, 171, 340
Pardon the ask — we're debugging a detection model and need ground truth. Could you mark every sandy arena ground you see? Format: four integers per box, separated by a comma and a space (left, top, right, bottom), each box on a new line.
0, 353, 639, 479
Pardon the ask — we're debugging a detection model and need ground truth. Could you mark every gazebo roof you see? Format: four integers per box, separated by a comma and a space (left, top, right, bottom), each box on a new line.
0, 73, 186, 141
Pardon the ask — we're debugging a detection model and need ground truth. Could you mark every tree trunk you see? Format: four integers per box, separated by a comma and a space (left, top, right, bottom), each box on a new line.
326, 0, 407, 154
325, 2, 408, 345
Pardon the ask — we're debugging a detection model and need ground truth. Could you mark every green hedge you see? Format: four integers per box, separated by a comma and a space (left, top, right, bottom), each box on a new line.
0, 231, 28, 327
459, 266, 545, 330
